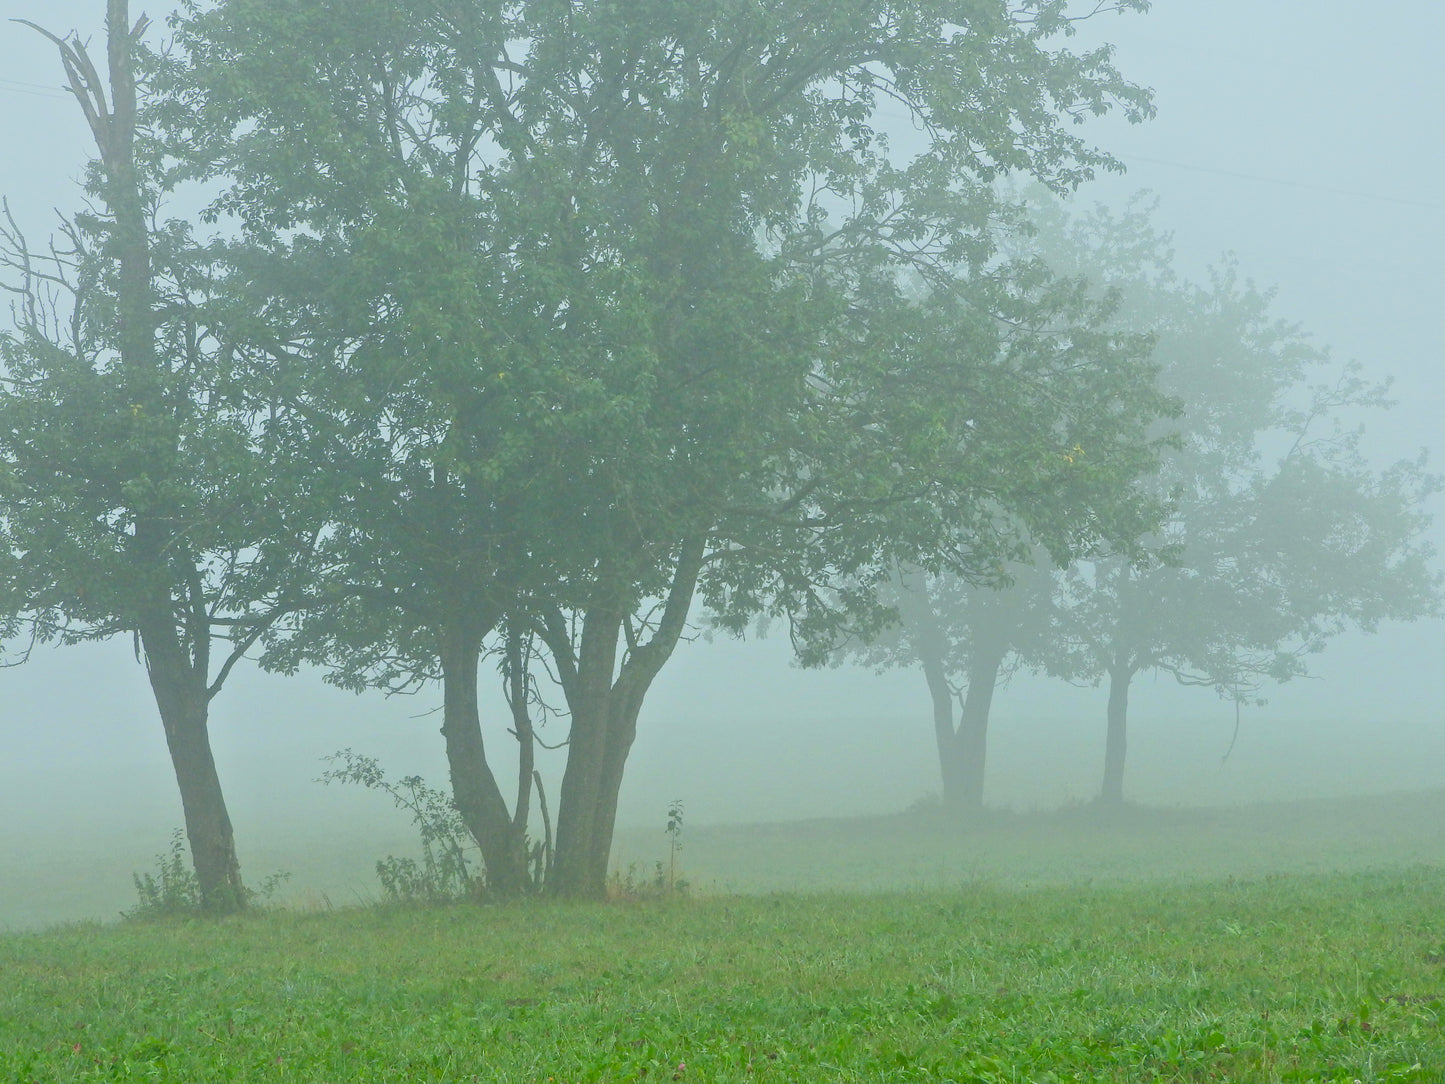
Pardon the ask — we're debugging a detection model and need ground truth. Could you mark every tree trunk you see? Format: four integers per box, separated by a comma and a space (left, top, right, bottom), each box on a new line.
548, 603, 625, 899
141, 626, 244, 912
35, 1, 255, 915
583, 673, 652, 892
549, 539, 705, 899
898, 568, 1011, 815
895, 568, 966, 807
438, 614, 528, 896
1099, 660, 1132, 806
113, 0, 241, 911
948, 644, 1008, 813
919, 652, 963, 805
110, 0, 243, 908
555, 656, 672, 897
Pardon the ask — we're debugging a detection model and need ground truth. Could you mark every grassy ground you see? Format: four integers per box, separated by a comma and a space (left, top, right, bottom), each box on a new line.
5, 867, 1444, 1081
8, 786, 1445, 932
5, 791, 1445, 1080
614, 788, 1445, 892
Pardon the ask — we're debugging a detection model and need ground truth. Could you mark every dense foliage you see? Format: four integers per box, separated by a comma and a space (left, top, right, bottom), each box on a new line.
151, 0, 1171, 894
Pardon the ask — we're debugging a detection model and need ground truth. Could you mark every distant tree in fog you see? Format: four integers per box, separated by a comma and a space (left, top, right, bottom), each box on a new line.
828, 196, 1185, 815
841, 558, 1060, 813
1026, 198, 1441, 806
857, 194, 1441, 813
0, 1, 317, 911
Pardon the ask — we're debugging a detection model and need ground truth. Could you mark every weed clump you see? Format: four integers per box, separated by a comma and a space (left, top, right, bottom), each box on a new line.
609, 799, 690, 900
127, 829, 199, 917
126, 830, 289, 918
320, 749, 481, 903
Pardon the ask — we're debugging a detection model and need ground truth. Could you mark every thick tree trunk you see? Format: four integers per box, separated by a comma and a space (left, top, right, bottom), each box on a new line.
141, 627, 244, 913
583, 675, 651, 892
549, 603, 625, 899
920, 652, 963, 804
438, 615, 528, 896
1099, 660, 1132, 806
550, 539, 705, 899
948, 644, 1007, 813
555, 663, 668, 897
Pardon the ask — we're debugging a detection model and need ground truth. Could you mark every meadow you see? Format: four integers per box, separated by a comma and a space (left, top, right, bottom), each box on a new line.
4, 791, 1445, 1081
4, 871, 1442, 1081
612, 788, 1445, 893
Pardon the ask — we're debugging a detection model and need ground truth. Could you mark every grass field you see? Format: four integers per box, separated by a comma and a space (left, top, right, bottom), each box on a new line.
613, 788, 1445, 892
4, 792, 1445, 1081
4, 870, 1443, 1081
8, 783, 1445, 932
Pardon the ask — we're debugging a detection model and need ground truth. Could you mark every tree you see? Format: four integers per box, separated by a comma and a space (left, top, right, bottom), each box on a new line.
162, 0, 1170, 897
0, 0, 315, 910
1024, 198, 1440, 805
827, 194, 1188, 815
844, 558, 1058, 813
825, 253, 1174, 816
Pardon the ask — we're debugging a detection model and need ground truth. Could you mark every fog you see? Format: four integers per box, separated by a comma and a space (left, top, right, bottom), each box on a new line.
2, 1, 1443, 928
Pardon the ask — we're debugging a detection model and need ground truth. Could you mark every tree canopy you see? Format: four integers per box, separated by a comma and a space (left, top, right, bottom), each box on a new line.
0, 0, 1183, 899
148, 0, 1177, 895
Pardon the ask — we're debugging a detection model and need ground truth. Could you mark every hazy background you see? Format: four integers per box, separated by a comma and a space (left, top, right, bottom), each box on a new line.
2, 1, 1443, 927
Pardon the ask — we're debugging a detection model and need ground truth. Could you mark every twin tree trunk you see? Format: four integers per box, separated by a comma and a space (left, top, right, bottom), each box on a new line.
435, 539, 704, 900
922, 645, 1008, 813
548, 540, 706, 898
434, 603, 644, 899
901, 571, 1013, 815
549, 632, 654, 898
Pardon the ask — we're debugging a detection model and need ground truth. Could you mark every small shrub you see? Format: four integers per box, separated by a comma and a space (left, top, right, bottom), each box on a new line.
127, 829, 200, 917
607, 861, 679, 900
320, 749, 481, 903
373, 854, 474, 903
126, 831, 291, 918
249, 869, 292, 906
608, 800, 690, 900
665, 798, 685, 894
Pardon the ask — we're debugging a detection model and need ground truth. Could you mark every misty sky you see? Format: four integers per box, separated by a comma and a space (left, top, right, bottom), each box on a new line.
2, 0, 1444, 919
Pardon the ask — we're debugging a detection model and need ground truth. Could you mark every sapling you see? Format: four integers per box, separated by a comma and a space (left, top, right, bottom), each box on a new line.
666, 800, 685, 895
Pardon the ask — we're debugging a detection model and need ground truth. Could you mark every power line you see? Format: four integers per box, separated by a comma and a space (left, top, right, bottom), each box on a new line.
872, 103, 1445, 213
1114, 151, 1445, 213
0, 78, 69, 100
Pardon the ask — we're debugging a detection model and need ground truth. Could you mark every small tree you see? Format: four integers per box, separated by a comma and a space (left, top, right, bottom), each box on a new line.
847, 559, 1061, 813
0, 2, 314, 910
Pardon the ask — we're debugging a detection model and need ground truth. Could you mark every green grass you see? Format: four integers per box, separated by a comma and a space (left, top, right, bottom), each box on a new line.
5, 868, 1444, 1081
9, 787, 1445, 932
6, 791, 1445, 1080
615, 788, 1445, 893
